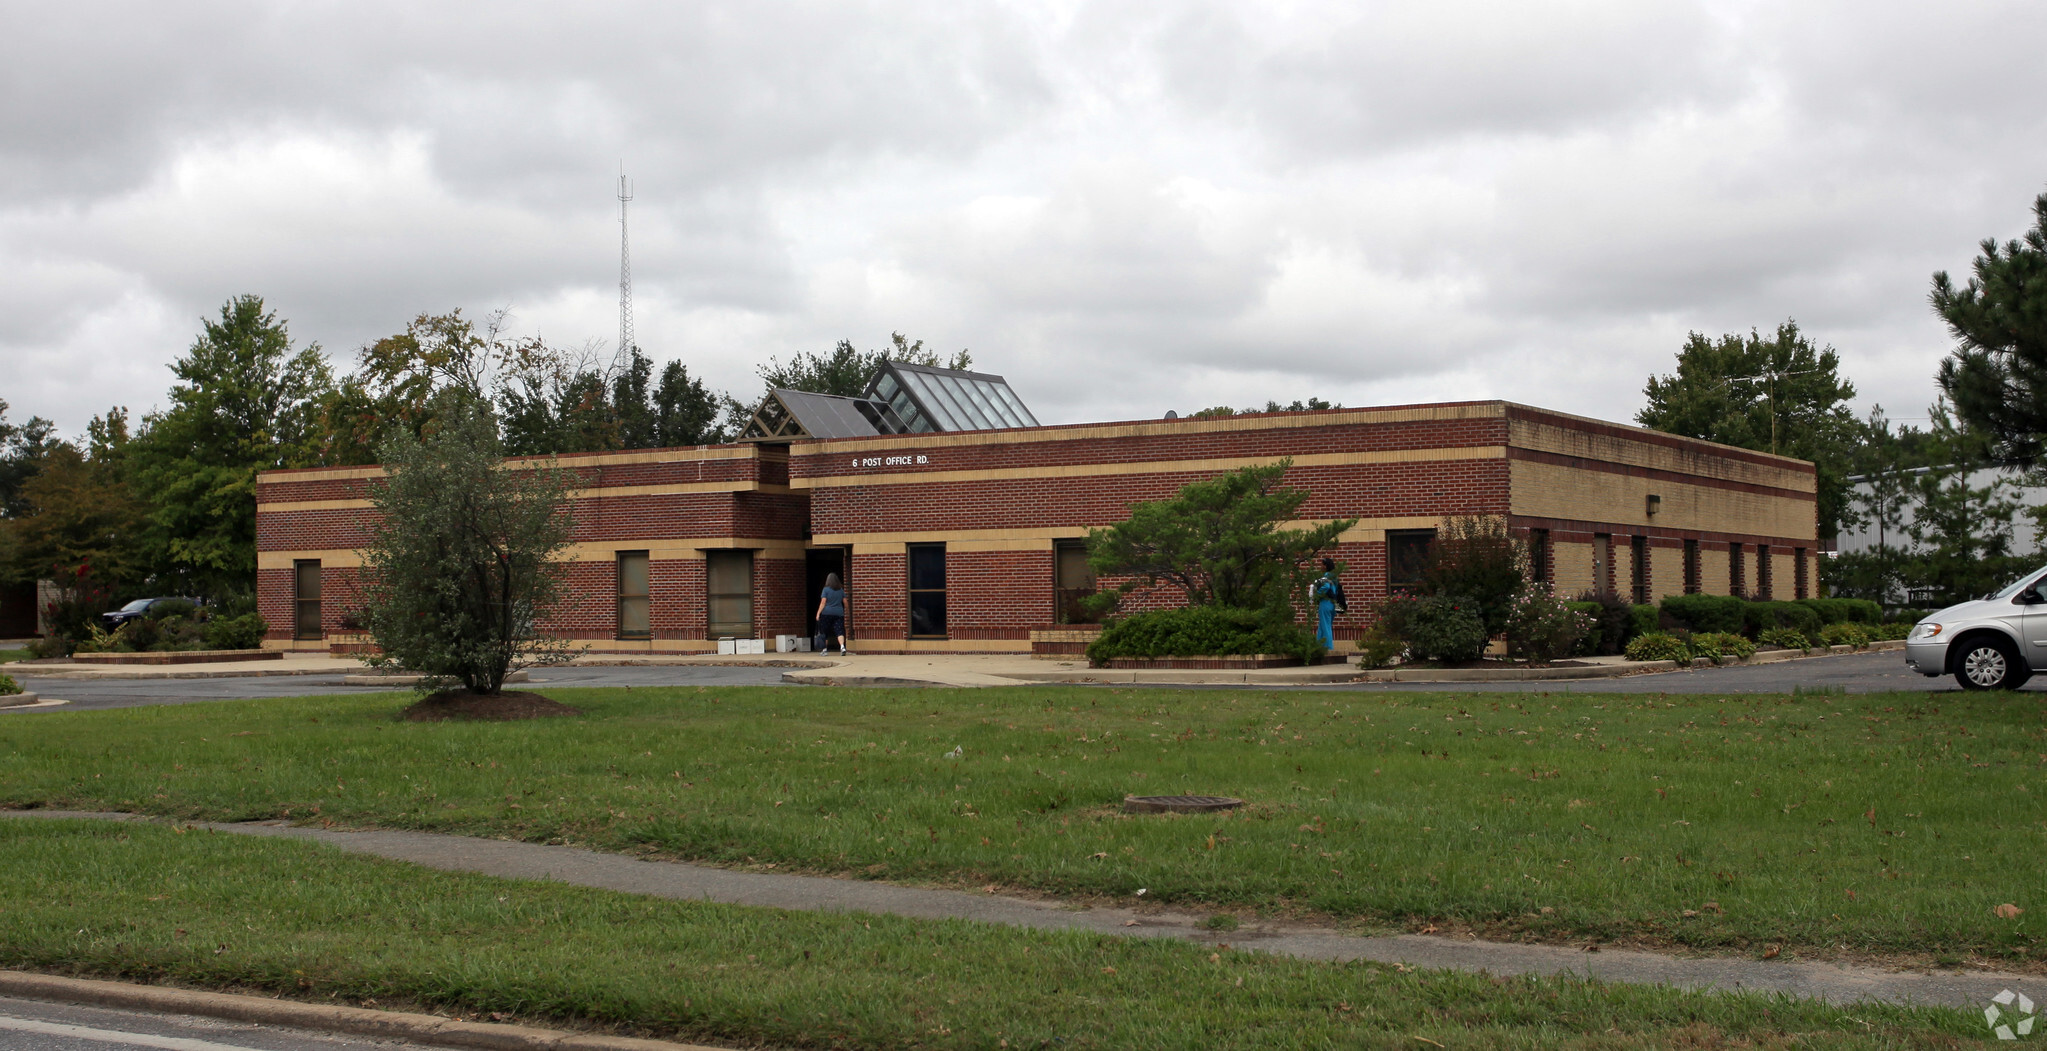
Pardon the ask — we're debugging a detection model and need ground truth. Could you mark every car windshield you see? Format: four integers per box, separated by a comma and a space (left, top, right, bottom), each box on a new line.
1988, 567, 2047, 601
117, 599, 153, 613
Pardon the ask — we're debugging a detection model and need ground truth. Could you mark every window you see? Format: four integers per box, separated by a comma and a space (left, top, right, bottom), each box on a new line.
706, 550, 753, 638
293, 560, 322, 640
1529, 529, 1551, 587
1794, 547, 1809, 599
1054, 540, 1098, 624
1386, 529, 1435, 591
1592, 533, 1612, 596
1756, 544, 1773, 600
1683, 539, 1700, 594
1631, 535, 1650, 605
1729, 543, 1746, 597
908, 544, 947, 637
617, 551, 650, 639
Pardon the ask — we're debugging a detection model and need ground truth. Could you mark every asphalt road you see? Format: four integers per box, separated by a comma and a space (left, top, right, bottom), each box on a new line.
7, 650, 2026, 711
0, 995, 409, 1051
1325, 647, 2005, 694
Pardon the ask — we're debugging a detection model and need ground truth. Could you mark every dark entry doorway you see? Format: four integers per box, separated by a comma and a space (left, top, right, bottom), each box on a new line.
804, 547, 847, 636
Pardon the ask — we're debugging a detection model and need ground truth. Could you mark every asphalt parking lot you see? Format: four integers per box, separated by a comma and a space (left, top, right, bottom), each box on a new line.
5, 648, 2024, 712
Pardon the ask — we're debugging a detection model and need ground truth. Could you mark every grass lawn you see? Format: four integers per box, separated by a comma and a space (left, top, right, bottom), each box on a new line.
0, 648, 29, 664
1, 684, 2041, 965
0, 818, 1983, 1049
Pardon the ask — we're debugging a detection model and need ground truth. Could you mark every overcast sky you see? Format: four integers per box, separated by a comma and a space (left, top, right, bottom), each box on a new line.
5, 1, 2045, 437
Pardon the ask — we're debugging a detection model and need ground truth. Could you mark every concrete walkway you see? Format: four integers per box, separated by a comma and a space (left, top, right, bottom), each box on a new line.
5, 810, 2032, 1011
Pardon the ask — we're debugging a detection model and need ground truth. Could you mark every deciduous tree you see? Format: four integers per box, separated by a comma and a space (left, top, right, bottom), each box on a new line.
356, 392, 575, 695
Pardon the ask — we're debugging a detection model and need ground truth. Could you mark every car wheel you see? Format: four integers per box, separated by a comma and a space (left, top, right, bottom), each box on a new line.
1954, 637, 2029, 690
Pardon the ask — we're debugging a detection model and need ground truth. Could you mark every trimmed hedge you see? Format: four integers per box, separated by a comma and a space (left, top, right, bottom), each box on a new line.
1794, 598, 1881, 625
1659, 593, 1746, 634
1087, 607, 1322, 665
1743, 600, 1821, 637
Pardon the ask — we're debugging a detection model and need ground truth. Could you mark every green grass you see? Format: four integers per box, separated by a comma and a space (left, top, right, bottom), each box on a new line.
0, 818, 1985, 1049
2, 685, 2042, 963
0, 648, 29, 664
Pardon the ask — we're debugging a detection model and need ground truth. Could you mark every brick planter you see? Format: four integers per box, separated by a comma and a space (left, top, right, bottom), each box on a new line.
1100, 654, 1307, 670
1029, 625, 1103, 658
70, 649, 281, 666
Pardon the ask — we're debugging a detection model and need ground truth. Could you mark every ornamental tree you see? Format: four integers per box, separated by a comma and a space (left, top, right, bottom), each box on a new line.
357, 392, 575, 694
1085, 459, 1355, 614
1933, 189, 2047, 469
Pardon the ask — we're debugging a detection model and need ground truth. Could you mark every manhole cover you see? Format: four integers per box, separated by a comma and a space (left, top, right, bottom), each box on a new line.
1122, 794, 1244, 814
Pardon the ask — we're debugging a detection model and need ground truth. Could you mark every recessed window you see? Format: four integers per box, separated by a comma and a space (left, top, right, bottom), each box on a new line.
1683, 540, 1701, 595
1054, 540, 1097, 624
707, 550, 754, 639
908, 544, 948, 637
1756, 544, 1773, 600
293, 560, 322, 640
1529, 529, 1551, 587
1729, 543, 1746, 598
1631, 535, 1650, 605
1794, 547, 1809, 600
1593, 533, 1612, 596
1386, 529, 1435, 591
617, 551, 650, 639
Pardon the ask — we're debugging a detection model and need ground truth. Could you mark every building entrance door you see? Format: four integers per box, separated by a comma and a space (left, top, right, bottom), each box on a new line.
805, 548, 847, 637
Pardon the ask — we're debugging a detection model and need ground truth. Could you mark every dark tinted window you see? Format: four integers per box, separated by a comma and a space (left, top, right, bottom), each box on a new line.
909, 544, 947, 637
1386, 529, 1435, 590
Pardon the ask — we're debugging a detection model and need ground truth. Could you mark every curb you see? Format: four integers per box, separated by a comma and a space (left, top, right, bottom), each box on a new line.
341, 670, 530, 687
0, 691, 40, 707
0, 970, 725, 1051
20, 666, 365, 681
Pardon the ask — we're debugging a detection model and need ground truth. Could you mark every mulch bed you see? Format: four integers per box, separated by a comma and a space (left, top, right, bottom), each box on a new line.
399, 689, 582, 722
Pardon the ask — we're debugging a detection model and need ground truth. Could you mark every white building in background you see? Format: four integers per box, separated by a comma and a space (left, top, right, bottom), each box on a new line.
1834, 466, 2046, 556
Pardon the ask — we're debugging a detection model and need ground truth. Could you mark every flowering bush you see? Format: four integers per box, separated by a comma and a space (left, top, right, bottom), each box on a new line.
1504, 585, 1593, 665
1624, 631, 1691, 662
1354, 621, 1406, 669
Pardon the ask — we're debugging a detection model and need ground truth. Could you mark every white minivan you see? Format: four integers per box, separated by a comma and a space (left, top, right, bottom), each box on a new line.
1904, 566, 2047, 690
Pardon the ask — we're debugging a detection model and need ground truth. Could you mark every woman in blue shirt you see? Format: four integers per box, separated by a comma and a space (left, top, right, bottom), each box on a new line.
815, 573, 848, 655
1311, 558, 1345, 650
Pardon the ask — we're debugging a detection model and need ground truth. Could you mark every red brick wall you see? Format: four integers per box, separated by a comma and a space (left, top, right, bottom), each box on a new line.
945, 549, 1055, 639
755, 557, 806, 639
651, 557, 706, 639
848, 551, 906, 641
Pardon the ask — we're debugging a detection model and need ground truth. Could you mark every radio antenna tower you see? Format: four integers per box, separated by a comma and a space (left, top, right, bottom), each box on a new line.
614, 170, 635, 375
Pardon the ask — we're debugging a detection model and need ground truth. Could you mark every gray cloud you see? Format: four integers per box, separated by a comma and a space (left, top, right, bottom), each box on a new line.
2, 0, 2042, 438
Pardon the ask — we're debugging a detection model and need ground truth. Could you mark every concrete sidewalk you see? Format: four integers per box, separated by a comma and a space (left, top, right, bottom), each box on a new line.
3, 809, 2033, 1011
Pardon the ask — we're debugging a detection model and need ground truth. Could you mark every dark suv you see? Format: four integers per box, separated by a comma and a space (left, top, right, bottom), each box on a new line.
101, 597, 199, 630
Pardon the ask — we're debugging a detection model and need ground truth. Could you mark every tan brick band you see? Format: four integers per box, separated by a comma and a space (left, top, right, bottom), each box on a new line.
0, 969, 719, 1050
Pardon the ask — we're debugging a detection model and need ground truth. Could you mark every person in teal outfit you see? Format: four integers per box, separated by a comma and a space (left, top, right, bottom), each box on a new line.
1311, 557, 1345, 649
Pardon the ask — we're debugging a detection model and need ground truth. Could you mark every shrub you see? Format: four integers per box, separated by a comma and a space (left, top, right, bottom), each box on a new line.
1504, 585, 1593, 665
1087, 607, 1323, 665
1418, 516, 1524, 635
1795, 598, 1882, 625
203, 613, 269, 651
1624, 632, 1691, 662
1818, 622, 1872, 649
1686, 630, 1721, 662
1871, 621, 1914, 641
1659, 593, 1747, 634
1696, 631, 1756, 660
24, 636, 70, 659
148, 598, 198, 620
1354, 622, 1406, 669
1743, 601, 1820, 638
1630, 604, 1658, 638
1757, 627, 1811, 651
1404, 595, 1489, 664
0, 673, 19, 696
1572, 592, 1639, 656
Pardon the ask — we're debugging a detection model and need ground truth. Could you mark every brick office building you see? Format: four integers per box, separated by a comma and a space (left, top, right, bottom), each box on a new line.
256, 397, 1818, 655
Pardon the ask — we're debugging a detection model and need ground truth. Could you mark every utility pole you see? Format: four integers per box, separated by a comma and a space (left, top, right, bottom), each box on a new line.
1728, 366, 1818, 455
614, 170, 634, 377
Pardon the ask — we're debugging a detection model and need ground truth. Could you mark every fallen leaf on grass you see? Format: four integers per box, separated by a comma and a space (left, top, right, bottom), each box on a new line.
1762, 944, 1781, 959
1995, 903, 2025, 919
1702, 901, 1723, 914
1681, 909, 1699, 918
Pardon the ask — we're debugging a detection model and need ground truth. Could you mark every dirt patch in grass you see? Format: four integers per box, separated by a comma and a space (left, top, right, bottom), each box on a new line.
400, 689, 581, 722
